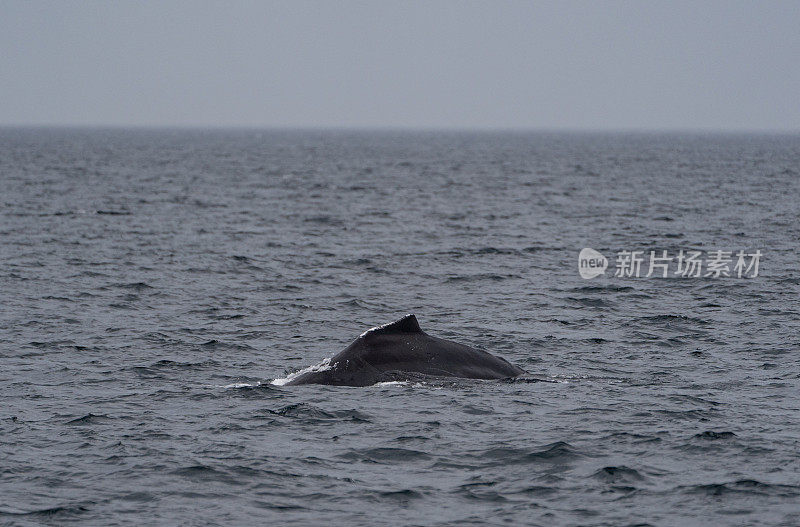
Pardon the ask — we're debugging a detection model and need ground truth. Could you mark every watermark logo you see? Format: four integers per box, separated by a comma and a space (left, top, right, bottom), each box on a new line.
578, 248, 761, 279
578, 248, 608, 279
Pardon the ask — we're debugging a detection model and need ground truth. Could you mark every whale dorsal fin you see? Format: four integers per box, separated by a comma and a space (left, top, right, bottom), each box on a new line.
360, 314, 422, 338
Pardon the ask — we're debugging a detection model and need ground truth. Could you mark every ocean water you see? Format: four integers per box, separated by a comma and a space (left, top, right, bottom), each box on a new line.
1, 128, 799, 526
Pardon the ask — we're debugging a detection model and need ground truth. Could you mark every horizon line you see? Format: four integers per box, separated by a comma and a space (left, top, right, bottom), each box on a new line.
1, 123, 799, 135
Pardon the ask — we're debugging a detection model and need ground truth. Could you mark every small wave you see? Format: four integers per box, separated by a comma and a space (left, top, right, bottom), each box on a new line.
501, 375, 562, 384
27, 339, 75, 349
627, 314, 711, 326
74, 271, 109, 278
268, 403, 370, 422
681, 479, 800, 497
515, 485, 559, 496
668, 394, 721, 406
222, 383, 281, 398
0, 504, 89, 517
459, 480, 497, 490
200, 340, 255, 351
135, 359, 221, 371
118, 492, 155, 503
392, 435, 430, 443
343, 257, 372, 265
171, 465, 241, 485
375, 489, 424, 501
338, 447, 430, 463
693, 431, 737, 440
569, 285, 634, 293
581, 337, 608, 343
458, 487, 509, 502
221, 382, 260, 389
472, 247, 521, 255
522, 245, 563, 252
461, 404, 494, 415
272, 358, 332, 386
590, 466, 645, 484
566, 296, 611, 307
112, 281, 153, 291
479, 442, 581, 466
655, 408, 719, 420
304, 215, 344, 226
66, 413, 111, 425
252, 500, 307, 511
601, 432, 663, 444
445, 273, 519, 282
96, 210, 131, 215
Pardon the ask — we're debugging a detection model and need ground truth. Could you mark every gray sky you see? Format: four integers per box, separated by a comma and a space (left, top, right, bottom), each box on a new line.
1, 1, 798, 130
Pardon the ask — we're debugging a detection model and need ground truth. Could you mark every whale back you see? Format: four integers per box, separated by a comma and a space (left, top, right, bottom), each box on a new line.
284, 314, 525, 386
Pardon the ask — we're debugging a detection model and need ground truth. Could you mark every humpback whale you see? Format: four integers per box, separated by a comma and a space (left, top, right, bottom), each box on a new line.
278, 314, 526, 387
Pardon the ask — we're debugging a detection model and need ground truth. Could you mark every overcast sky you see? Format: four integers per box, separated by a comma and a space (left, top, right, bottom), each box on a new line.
1, 1, 798, 130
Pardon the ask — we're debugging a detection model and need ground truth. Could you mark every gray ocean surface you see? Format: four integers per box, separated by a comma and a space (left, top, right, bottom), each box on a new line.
1, 128, 799, 526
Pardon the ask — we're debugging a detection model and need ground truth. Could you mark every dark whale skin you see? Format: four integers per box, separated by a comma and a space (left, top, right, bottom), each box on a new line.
284, 314, 526, 386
